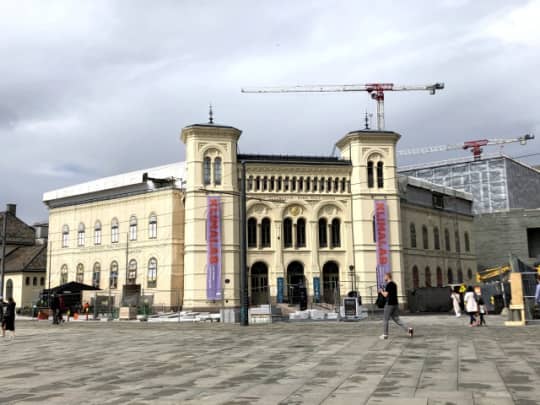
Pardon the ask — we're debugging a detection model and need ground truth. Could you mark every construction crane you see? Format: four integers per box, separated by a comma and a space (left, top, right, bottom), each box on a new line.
397, 134, 535, 160
241, 82, 444, 130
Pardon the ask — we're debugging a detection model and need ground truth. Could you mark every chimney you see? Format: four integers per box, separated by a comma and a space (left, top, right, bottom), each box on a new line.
6, 204, 16, 216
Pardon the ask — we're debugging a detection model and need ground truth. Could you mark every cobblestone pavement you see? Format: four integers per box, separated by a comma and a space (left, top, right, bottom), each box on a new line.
1, 315, 540, 405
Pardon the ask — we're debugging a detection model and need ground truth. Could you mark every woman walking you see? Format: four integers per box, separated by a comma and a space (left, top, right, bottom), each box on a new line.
464, 286, 478, 327
1, 297, 16, 339
451, 287, 461, 317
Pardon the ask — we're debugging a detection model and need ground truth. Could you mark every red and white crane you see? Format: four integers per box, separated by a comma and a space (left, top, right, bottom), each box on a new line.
397, 134, 535, 160
241, 82, 445, 130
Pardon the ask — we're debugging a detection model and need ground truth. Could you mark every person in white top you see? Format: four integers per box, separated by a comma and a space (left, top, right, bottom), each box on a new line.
451, 287, 461, 317
464, 286, 478, 326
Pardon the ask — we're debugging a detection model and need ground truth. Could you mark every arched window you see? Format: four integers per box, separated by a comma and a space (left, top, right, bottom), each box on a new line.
129, 216, 137, 241
298, 177, 303, 191
331, 218, 341, 248
283, 218, 293, 248
262, 176, 268, 191
412, 266, 419, 289
327, 177, 332, 192
147, 258, 157, 288
62, 225, 69, 248
313, 177, 318, 192
255, 176, 261, 191
60, 264, 68, 284
318, 218, 328, 248
277, 177, 282, 191
127, 259, 137, 285
305, 177, 311, 192
436, 267, 443, 287
78, 223, 85, 246
455, 230, 460, 253
296, 218, 306, 248
92, 262, 101, 288
464, 232, 470, 252
284, 177, 290, 192
422, 225, 429, 249
94, 221, 102, 245
425, 267, 432, 287
203, 156, 211, 185
367, 161, 374, 188
40, 277, 45, 286
25, 276, 30, 286
433, 227, 440, 250
377, 161, 384, 188
76, 263, 84, 283
247, 176, 253, 191
32, 277, 37, 286
444, 228, 451, 251
148, 213, 157, 239
467, 268, 473, 280
270, 176, 275, 191
341, 178, 346, 192
291, 177, 297, 192
109, 261, 118, 289
213, 157, 222, 185
111, 218, 119, 243
457, 268, 464, 284
247, 218, 257, 248
447, 268, 453, 284
410, 223, 417, 248
5, 279, 13, 299
319, 177, 324, 192
261, 218, 271, 248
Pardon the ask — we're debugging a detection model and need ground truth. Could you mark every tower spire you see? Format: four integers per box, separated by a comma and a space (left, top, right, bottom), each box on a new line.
208, 103, 214, 124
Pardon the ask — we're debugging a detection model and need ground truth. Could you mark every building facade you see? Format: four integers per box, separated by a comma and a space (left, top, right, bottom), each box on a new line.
0, 204, 48, 310
43, 163, 185, 310
399, 177, 476, 292
43, 122, 477, 311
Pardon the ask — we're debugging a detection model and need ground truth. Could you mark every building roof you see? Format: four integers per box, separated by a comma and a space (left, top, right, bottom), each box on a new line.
43, 161, 186, 203
237, 154, 351, 166
401, 175, 473, 201
3, 244, 47, 273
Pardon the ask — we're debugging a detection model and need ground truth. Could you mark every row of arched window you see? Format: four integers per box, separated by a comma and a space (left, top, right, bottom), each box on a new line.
60, 258, 158, 289
203, 156, 222, 186
367, 161, 384, 188
247, 217, 341, 249
247, 175, 350, 194
62, 214, 158, 248
411, 265, 474, 289
409, 223, 470, 252
25, 276, 45, 286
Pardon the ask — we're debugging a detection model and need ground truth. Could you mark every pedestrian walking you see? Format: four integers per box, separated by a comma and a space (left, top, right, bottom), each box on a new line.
51, 293, 60, 325
379, 272, 413, 340
535, 275, 540, 305
477, 292, 487, 326
83, 302, 90, 321
1, 297, 16, 339
451, 287, 461, 317
464, 286, 478, 327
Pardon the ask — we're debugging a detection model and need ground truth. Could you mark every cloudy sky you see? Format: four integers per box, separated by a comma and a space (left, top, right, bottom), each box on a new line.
1, 0, 539, 223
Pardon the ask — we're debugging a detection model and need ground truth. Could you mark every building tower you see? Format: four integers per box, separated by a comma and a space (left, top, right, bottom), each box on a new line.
335, 130, 405, 299
180, 122, 242, 310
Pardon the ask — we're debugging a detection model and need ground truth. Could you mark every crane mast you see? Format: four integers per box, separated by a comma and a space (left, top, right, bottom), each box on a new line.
241, 82, 444, 130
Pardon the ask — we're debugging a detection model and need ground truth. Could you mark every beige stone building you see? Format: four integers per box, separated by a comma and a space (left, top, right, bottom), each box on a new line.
43, 120, 477, 311
43, 163, 185, 310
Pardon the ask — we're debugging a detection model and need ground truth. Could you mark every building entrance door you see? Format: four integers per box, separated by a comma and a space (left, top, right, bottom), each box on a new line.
287, 261, 305, 304
322, 261, 339, 304
250, 262, 269, 306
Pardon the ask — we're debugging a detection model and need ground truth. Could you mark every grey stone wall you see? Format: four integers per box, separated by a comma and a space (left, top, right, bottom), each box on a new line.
506, 159, 540, 209
474, 208, 540, 269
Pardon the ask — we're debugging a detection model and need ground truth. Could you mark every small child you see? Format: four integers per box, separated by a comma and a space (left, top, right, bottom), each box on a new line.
478, 294, 487, 326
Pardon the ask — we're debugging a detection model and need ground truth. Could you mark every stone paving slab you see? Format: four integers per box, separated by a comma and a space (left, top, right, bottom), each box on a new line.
1, 315, 539, 404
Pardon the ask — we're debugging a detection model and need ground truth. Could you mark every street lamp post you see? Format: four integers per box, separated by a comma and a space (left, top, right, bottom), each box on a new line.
349, 265, 355, 293
0, 211, 7, 298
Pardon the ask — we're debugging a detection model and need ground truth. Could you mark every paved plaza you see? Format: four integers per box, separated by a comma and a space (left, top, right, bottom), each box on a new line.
1, 314, 540, 405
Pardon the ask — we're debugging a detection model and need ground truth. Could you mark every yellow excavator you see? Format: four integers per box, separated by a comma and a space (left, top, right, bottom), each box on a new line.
477, 263, 540, 283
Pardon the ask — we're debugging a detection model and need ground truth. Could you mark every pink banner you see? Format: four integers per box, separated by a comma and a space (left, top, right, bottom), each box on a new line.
207, 196, 222, 300
374, 200, 391, 289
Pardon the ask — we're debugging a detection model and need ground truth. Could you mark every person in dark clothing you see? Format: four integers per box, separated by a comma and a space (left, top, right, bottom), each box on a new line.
1, 297, 16, 339
51, 294, 60, 325
379, 272, 413, 339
